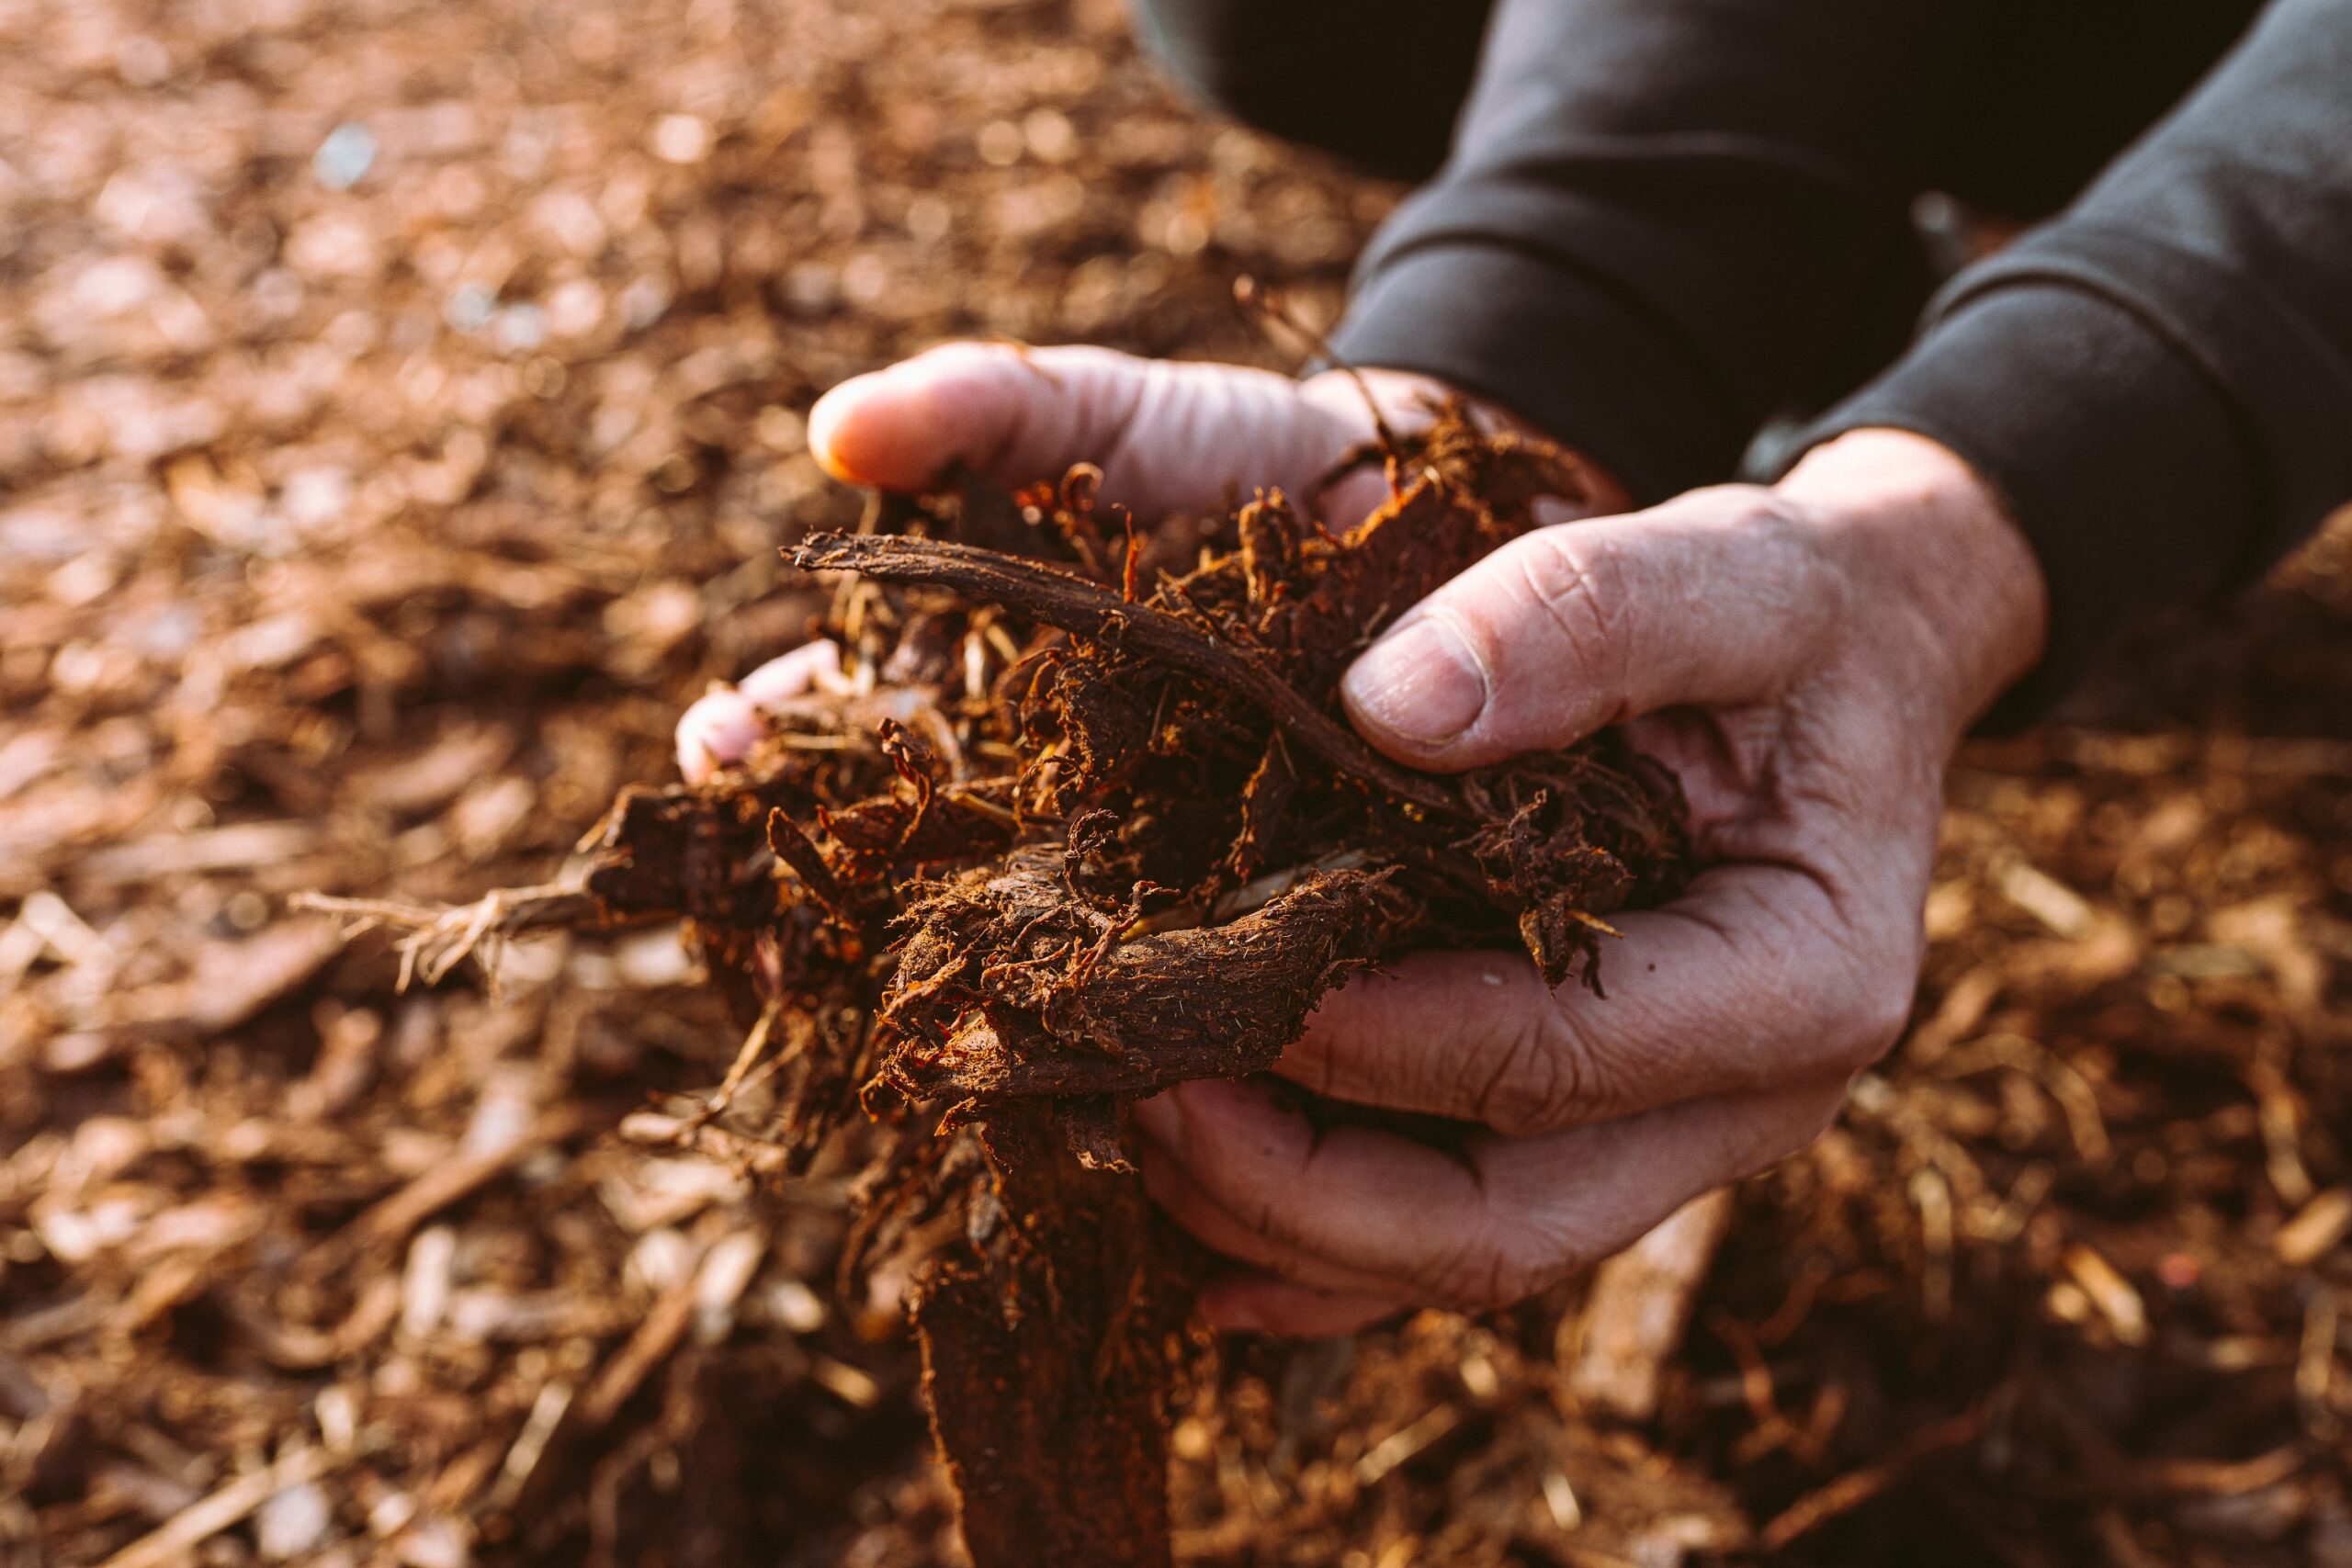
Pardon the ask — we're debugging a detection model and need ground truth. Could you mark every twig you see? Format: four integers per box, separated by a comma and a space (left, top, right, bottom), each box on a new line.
1757, 1408, 1986, 1551
765, 808, 863, 932
293, 882, 607, 988
1570, 1189, 1736, 1422
695, 994, 786, 1124
300, 1103, 602, 1279
1233, 276, 1403, 463
2141, 1443, 2304, 1497
787, 534, 1461, 816
575, 1236, 710, 1427
486, 1380, 575, 1514
619, 1111, 799, 1177
98, 1447, 339, 1568
1352, 1404, 1462, 1487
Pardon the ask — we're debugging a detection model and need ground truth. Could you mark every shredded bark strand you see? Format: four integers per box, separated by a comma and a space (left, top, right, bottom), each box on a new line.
788, 531, 1463, 816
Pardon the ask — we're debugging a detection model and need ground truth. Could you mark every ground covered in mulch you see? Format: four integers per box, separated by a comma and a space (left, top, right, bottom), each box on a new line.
3, 0, 2348, 1564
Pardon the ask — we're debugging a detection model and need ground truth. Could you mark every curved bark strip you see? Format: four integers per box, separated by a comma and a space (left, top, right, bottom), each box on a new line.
790, 527, 1467, 817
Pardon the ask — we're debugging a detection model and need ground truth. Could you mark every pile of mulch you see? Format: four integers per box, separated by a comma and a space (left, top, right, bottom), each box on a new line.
3, 0, 2347, 1563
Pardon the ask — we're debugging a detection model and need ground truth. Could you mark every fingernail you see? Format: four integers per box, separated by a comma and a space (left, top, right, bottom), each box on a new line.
803, 382, 856, 478
1342, 615, 1487, 745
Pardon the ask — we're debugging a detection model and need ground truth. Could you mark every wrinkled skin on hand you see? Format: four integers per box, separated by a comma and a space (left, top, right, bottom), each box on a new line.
684, 343, 2049, 1337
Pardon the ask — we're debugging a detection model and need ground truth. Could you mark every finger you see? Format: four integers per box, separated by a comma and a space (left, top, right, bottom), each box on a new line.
1340, 488, 1835, 769
675, 688, 761, 784
808, 342, 1368, 515
1138, 1126, 1416, 1300
1198, 1272, 1408, 1337
1135, 1075, 1842, 1311
1272, 862, 1919, 1135
673, 640, 845, 781
736, 639, 846, 704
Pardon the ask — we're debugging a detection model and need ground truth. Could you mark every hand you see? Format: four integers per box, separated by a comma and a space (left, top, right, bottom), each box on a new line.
676, 341, 1626, 777
1129, 429, 2049, 1335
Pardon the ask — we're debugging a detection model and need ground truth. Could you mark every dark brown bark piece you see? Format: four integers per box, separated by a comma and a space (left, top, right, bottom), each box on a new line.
912, 1106, 1194, 1568
880, 860, 1413, 1100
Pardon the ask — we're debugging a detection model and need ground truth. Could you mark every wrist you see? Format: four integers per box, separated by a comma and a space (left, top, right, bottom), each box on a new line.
1779, 428, 2050, 735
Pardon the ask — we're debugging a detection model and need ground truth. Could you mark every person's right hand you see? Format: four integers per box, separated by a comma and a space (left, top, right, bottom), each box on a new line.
674, 343, 1624, 778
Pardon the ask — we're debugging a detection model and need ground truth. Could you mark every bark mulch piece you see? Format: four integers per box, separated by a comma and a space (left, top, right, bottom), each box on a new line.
5, 0, 2349, 1563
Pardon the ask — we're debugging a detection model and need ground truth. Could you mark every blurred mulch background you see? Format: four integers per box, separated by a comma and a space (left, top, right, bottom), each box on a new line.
3, 0, 2348, 1563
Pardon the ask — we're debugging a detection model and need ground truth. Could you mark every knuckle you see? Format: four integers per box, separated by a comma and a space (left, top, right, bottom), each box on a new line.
1825, 941, 1917, 1070
1467, 1010, 1595, 1137
1241, 1190, 1295, 1250
1506, 529, 1634, 689
1682, 483, 1844, 627
1795, 1085, 1849, 1145
1410, 1235, 1544, 1312
1765, 875, 1923, 1076
1858, 976, 1918, 1062
1724, 485, 1814, 547
1487, 1226, 1580, 1306
1748, 1086, 1850, 1174
1385, 1234, 1470, 1304
1282, 1032, 1342, 1099
1695, 484, 1819, 561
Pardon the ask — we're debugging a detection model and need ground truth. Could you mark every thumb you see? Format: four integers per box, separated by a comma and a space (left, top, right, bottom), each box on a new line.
808, 341, 1364, 515
1340, 488, 1833, 769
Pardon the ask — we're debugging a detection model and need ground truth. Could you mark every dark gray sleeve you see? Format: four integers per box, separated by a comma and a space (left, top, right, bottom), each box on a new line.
1126, 0, 1496, 182
1326, 0, 1988, 504
1803, 0, 2352, 716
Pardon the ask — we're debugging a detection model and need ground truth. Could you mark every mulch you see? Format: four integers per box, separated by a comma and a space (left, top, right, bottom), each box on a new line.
3, 0, 2346, 1563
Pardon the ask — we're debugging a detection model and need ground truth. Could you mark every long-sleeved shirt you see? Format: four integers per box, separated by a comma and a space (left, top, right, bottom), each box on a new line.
1132, 0, 2352, 718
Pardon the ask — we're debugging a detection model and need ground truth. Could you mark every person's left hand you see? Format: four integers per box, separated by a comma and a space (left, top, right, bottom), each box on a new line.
1128, 428, 2047, 1335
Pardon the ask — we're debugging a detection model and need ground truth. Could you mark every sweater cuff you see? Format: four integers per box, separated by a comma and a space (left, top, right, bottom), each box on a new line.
1795, 283, 2254, 728
1327, 241, 1746, 507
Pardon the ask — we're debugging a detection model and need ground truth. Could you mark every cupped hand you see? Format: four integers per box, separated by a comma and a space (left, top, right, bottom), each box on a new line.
1129, 428, 2049, 1335
672, 345, 2048, 1346
675, 343, 1623, 779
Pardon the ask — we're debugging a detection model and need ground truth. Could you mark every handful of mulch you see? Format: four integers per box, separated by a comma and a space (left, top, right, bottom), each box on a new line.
330, 408, 1692, 1566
